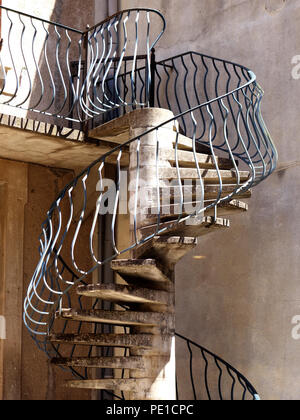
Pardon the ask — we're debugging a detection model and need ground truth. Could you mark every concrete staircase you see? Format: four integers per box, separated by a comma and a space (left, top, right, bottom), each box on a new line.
47, 108, 250, 400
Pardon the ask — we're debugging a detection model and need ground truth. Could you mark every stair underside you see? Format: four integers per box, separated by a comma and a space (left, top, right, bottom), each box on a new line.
49, 333, 154, 349
77, 283, 169, 306
145, 199, 248, 223
57, 308, 165, 327
111, 259, 172, 286
133, 236, 198, 265
139, 216, 230, 239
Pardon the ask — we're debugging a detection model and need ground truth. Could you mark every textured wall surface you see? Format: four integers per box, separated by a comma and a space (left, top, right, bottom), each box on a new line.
120, 0, 300, 400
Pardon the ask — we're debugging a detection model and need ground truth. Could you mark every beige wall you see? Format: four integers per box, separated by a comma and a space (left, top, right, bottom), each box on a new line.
120, 0, 300, 400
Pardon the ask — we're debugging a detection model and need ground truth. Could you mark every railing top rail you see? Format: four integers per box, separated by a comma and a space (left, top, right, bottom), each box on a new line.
87, 8, 166, 34
0, 5, 166, 37
156, 50, 251, 72
0, 5, 83, 34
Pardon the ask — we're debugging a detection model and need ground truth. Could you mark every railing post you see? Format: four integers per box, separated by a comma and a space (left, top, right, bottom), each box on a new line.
149, 48, 156, 108
82, 25, 91, 139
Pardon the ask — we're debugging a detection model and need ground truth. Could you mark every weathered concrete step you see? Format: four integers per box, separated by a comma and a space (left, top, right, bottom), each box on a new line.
140, 216, 230, 239
145, 200, 248, 222
111, 259, 172, 287
89, 108, 175, 143
130, 147, 233, 170
133, 236, 198, 267
66, 378, 148, 392
77, 283, 169, 306
158, 168, 250, 183
150, 185, 252, 201
57, 309, 165, 327
143, 200, 249, 225
51, 356, 145, 369
49, 333, 154, 349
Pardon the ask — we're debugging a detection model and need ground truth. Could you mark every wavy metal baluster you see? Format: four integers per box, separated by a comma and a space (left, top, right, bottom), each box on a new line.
16, 13, 32, 107
29, 17, 45, 110
53, 25, 68, 117
187, 341, 197, 400
112, 150, 123, 254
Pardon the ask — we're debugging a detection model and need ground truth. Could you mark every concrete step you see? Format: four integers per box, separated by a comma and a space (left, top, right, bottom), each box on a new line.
149, 184, 252, 201
130, 147, 233, 170
51, 356, 145, 369
49, 333, 154, 348
133, 236, 198, 267
145, 199, 248, 223
49, 333, 154, 349
157, 167, 250, 183
77, 283, 169, 306
56, 308, 165, 328
88, 108, 175, 144
139, 216, 230, 239
66, 378, 148, 391
111, 259, 172, 289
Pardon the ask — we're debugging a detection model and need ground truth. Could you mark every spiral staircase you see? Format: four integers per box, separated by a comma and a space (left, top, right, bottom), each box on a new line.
0, 6, 277, 400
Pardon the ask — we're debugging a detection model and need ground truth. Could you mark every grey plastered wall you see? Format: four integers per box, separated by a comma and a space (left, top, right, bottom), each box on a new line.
119, 0, 300, 400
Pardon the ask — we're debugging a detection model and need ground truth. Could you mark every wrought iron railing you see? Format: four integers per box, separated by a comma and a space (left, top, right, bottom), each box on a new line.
175, 333, 260, 401
0, 6, 165, 129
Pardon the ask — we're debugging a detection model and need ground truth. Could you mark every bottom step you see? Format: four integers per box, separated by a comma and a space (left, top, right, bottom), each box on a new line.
66, 378, 148, 392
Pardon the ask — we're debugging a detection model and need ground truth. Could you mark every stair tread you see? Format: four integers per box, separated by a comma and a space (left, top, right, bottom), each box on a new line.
49, 333, 154, 348
77, 283, 169, 305
66, 378, 148, 391
51, 356, 145, 369
130, 147, 233, 170
158, 167, 250, 183
88, 108, 175, 143
145, 199, 248, 221
111, 259, 171, 286
149, 184, 252, 201
166, 149, 233, 169
57, 308, 165, 327
140, 216, 230, 239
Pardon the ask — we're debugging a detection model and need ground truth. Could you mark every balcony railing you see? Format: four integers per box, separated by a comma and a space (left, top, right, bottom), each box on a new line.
0, 6, 165, 129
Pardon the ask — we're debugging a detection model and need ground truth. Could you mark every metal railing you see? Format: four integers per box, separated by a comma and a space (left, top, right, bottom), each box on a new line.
0, 6, 165, 129
175, 333, 260, 401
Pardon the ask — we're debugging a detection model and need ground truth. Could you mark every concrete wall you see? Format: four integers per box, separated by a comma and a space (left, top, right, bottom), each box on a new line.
120, 0, 300, 400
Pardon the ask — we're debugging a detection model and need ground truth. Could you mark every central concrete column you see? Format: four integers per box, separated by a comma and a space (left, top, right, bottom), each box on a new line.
127, 108, 176, 400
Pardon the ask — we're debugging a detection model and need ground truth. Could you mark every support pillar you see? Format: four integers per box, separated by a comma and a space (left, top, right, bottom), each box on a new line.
127, 109, 176, 400
0, 159, 28, 400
